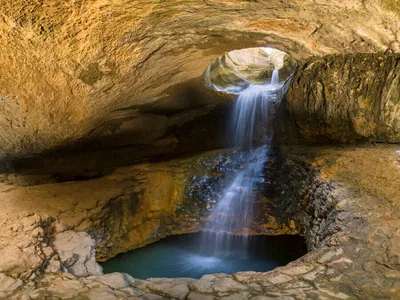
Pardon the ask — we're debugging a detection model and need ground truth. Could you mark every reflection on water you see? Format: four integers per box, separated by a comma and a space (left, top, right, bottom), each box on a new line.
101, 233, 306, 279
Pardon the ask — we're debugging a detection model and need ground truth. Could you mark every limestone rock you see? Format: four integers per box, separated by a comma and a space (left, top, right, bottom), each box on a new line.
0, 214, 53, 279
204, 47, 296, 93
46, 277, 87, 298
212, 278, 248, 292
1, 145, 400, 299
89, 273, 135, 290
0, 273, 23, 296
1, 1, 400, 158
284, 54, 400, 143
50, 231, 103, 277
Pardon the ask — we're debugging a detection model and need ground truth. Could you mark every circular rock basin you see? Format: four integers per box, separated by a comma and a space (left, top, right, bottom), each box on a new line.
100, 233, 307, 279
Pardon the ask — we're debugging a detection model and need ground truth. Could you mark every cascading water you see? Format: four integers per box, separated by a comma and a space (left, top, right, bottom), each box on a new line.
200, 70, 282, 256
101, 68, 307, 279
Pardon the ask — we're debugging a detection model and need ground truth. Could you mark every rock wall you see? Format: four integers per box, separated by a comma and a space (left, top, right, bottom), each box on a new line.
1, 1, 400, 158
204, 47, 296, 93
275, 147, 340, 250
283, 54, 400, 143
0, 147, 294, 263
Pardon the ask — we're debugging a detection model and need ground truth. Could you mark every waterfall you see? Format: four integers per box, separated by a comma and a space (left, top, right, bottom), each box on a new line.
200, 71, 282, 256
271, 69, 279, 86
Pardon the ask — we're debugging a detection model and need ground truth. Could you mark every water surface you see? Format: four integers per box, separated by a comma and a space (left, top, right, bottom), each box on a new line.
101, 233, 307, 279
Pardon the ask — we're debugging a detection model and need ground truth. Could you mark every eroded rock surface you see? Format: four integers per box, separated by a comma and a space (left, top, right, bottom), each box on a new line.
1, 1, 400, 157
204, 47, 296, 93
284, 54, 400, 143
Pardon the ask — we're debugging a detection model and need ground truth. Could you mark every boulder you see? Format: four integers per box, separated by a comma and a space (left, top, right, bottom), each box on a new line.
50, 231, 103, 277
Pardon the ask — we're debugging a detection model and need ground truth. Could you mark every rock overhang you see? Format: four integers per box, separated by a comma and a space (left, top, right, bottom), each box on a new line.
1, 0, 400, 158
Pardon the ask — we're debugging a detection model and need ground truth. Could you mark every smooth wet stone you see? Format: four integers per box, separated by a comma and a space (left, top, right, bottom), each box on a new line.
132, 279, 152, 291
246, 283, 262, 292
201, 274, 218, 281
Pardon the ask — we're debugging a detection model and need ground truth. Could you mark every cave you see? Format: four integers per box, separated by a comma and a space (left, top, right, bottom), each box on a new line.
1, 2, 400, 300
99, 47, 305, 279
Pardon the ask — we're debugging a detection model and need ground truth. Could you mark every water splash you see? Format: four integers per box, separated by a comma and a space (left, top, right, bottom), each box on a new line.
200, 72, 282, 256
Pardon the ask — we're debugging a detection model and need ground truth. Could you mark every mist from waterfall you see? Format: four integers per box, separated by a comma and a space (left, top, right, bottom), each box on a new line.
200, 70, 282, 256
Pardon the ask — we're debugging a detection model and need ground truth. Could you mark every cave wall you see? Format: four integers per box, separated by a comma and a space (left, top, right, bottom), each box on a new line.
0, 147, 295, 262
282, 53, 400, 143
1, 0, 400, 158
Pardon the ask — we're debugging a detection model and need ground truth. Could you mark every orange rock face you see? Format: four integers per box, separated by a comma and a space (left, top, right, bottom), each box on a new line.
1, 1, 400, 157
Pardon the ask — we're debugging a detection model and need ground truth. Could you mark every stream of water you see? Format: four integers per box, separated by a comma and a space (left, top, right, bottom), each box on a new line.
101, 70, 307, 279
199, 70, 282, 256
